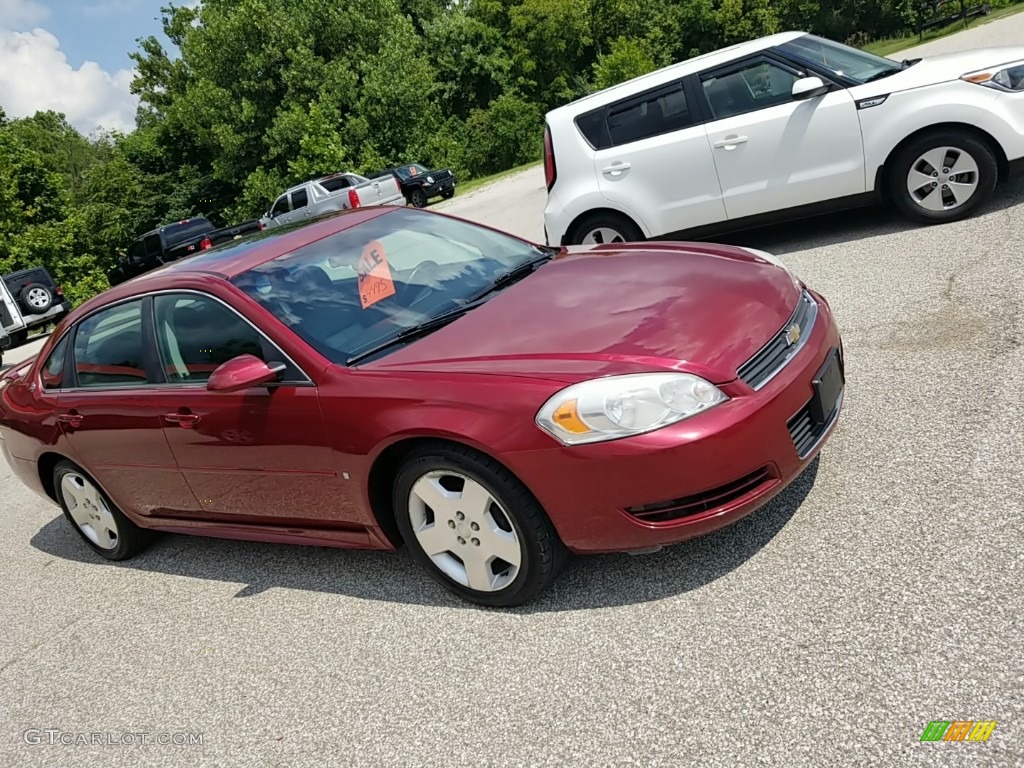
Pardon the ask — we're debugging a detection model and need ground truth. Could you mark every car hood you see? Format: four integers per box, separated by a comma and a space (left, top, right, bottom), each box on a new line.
364, 242, 803, 384
853, 46, 1024, 96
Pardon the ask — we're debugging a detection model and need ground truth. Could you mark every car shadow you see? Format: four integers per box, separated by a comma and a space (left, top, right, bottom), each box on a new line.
696, 183, 1024, 255
28, 457, 820, 613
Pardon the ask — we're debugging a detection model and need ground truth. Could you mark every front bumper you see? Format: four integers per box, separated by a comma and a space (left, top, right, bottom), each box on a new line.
420, 180, 456, 198
502, 291, 844, 554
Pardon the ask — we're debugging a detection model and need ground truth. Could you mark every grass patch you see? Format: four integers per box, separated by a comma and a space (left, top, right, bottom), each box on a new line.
456, 161, 542, 195
864, 2, 1024, 57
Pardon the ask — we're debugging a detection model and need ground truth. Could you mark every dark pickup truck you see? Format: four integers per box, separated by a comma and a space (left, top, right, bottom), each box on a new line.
370, 163, 457, 208
108, 216, 264, 286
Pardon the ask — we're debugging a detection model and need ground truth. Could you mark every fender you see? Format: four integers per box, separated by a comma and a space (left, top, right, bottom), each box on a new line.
855, 80, 1013, 187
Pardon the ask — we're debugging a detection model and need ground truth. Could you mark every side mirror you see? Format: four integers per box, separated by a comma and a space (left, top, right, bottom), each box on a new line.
207, 354, 285, 393
792, 76, 829, 101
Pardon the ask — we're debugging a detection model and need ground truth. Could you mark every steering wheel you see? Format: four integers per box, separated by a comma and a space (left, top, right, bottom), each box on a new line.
404, 260, 441, 304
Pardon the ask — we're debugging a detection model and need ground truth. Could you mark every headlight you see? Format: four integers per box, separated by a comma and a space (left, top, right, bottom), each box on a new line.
535, 373, 727, 446
426, 176, 435, 184
962, 61, 1024, 92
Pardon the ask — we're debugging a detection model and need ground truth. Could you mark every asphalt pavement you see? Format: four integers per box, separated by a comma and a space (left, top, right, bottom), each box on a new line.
2, 16, 1023, 768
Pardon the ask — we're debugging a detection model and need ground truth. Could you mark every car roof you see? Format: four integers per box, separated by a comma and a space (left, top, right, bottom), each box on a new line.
547, 31, 806, 117
73, 207, 397, 319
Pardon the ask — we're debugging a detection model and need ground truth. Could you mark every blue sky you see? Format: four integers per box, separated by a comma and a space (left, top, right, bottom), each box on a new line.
0, 0, 182, 134
43, 0, 171, 72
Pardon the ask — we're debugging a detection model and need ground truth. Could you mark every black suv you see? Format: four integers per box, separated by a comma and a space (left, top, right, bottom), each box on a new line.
370, 163, 457, 208
1, 266, 71, 357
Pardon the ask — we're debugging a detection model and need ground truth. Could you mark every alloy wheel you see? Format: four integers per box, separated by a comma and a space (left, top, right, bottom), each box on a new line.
61, 472, 119, 550
581, 227, 626, 245
26, 288, 50, 309
407, 471, 522, 592
906, 146, 980, 212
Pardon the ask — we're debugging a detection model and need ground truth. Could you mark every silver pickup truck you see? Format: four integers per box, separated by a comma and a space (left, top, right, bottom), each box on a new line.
261, 172, 405, 229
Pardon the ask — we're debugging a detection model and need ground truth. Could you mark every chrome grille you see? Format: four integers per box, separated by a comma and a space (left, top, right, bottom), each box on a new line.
737, 291, 817, 390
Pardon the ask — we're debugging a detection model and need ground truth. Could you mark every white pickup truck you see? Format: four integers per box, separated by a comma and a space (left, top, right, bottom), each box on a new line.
261, 172, 405, 229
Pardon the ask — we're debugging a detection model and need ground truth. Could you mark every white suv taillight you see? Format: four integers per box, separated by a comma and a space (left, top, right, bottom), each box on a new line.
544, 124, 557, 192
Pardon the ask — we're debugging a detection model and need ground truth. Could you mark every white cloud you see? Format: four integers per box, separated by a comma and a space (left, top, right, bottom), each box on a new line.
0, 0, 49, 26
0, 21, 139, 134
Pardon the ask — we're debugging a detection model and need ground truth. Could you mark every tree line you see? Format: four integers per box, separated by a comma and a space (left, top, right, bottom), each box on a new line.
0, 0, 1012, 305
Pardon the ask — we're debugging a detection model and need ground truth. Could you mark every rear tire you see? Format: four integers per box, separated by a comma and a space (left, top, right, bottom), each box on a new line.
568, 211, 644, 245
53, 460, 153, 560
888, 129, 997, 224
393, 443, 567, 607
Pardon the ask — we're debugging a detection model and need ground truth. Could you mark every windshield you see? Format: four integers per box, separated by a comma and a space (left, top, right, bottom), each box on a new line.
395, 164, 429, 180
231, 208, 546, 364
779, 34, 901, 84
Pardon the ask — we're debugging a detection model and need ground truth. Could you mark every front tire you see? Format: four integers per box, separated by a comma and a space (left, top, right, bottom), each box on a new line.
441, 189, 455, 200
888, 130, 997, 224
393, 444, 567, 607
53, 461, 153, 560
569, 211, 644, 245
408, 188, 428, 208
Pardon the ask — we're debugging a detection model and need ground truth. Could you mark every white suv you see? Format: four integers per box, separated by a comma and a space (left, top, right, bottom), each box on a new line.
543, 31, 1024, 245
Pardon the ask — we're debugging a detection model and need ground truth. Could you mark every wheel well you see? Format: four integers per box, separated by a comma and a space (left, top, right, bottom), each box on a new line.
37, 452, 66, 503
366, 437, 519, 549
562, 208, 643, 245
877, 123, 1009, 197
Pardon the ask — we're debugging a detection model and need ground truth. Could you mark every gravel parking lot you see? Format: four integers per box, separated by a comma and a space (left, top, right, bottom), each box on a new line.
3, 17, 1023, 768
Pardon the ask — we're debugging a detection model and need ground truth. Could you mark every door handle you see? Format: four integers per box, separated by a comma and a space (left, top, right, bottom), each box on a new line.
164, 411, 201, 429
713, 135, 748, 149
57, 411, 83, 429
602, 163, 631, 176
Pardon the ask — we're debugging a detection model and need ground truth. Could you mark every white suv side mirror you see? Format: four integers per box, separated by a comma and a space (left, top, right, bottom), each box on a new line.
792, 76, 829, 101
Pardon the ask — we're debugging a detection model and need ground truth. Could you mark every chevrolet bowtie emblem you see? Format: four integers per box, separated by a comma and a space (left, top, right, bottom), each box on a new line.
785, 323, 801, 346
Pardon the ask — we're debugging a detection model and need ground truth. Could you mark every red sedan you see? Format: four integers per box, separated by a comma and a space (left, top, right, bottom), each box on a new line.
0, 207, 844, 606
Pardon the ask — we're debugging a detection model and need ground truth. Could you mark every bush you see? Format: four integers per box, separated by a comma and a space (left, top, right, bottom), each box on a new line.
464, 94, 542, 177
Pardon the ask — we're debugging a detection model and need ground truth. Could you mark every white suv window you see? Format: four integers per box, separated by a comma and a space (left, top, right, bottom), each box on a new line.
577, 82, 696, 150
701, 58, 800, 121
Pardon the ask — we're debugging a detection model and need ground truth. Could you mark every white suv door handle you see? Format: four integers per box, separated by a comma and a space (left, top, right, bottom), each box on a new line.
713, 135, 748, 149
602, 163, 631, 176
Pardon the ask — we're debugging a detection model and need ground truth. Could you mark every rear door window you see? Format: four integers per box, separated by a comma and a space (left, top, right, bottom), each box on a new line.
291, 189, 309, 210
72, 300, 150, 389
606, 83, 695, 146
143, 234, 163, 260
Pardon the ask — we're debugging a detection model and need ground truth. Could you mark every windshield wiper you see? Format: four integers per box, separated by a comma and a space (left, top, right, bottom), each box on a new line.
464, 250, 556, 304
863, 68, 901, 83
346, 304, 483, 366
345, 249, 558, 365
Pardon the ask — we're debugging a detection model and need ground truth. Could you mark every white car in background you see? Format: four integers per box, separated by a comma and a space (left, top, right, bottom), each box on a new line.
542, 31, 1024, 245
